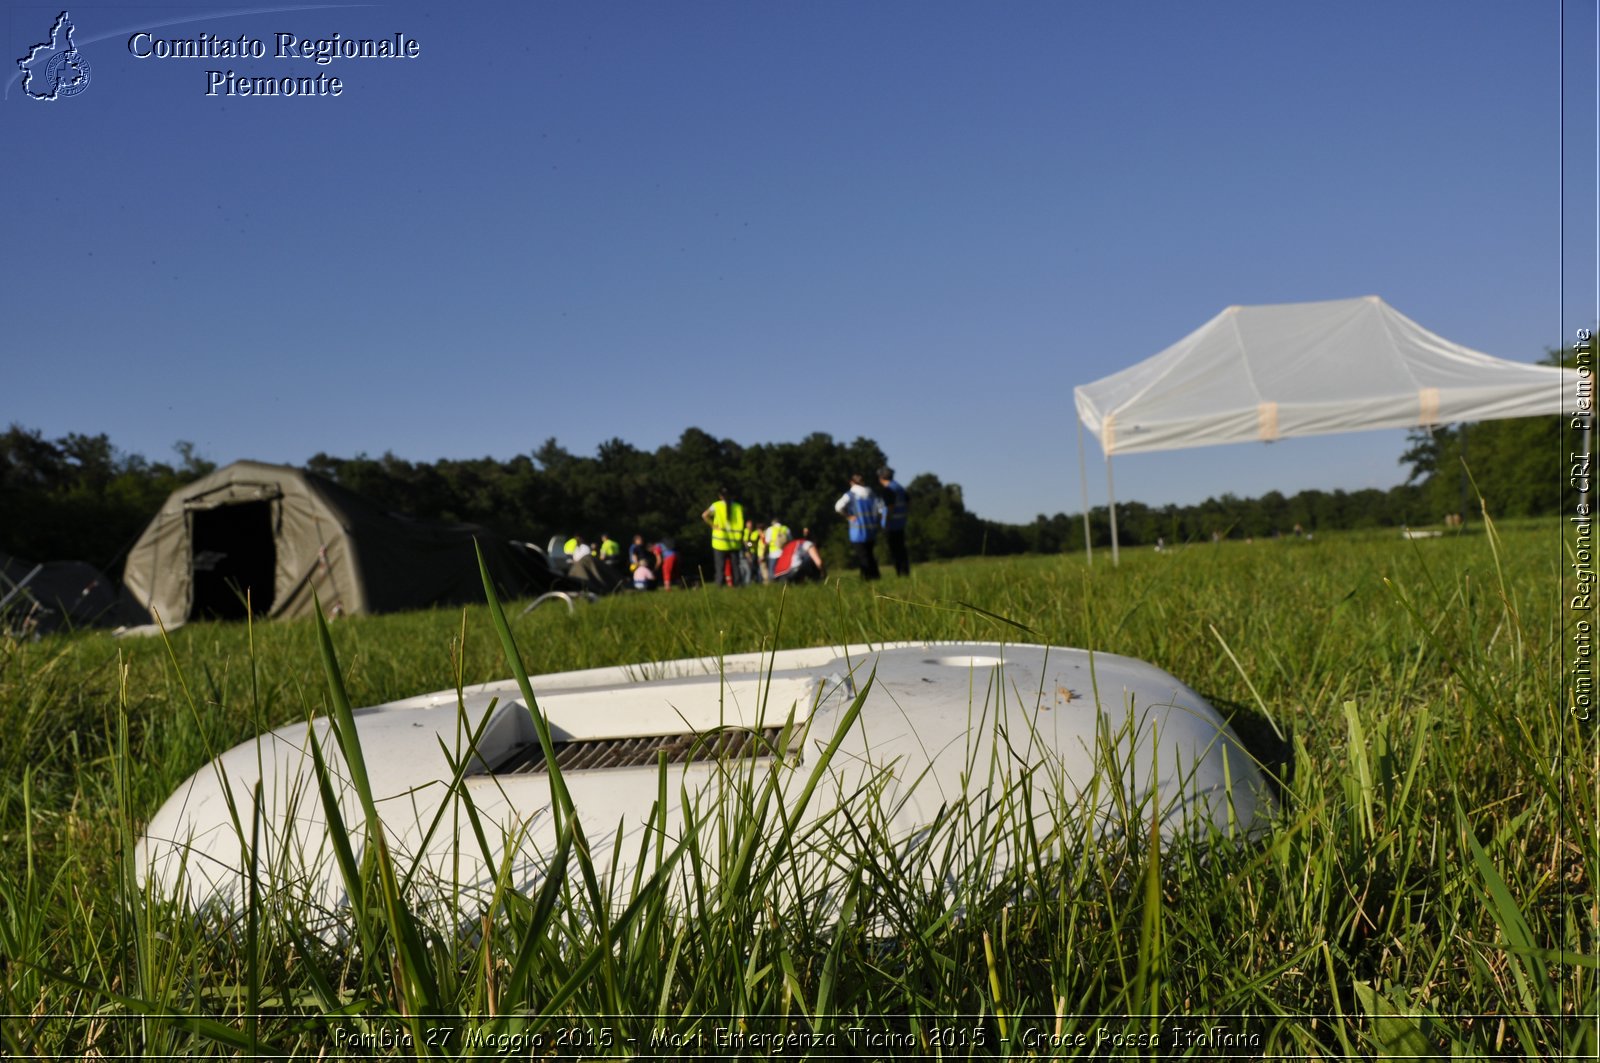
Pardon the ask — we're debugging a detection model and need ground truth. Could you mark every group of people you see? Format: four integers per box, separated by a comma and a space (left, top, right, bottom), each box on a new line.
704, 466, 911, 586
559, 532, 678, 591
701, 490, 826, 586
558, 466, 909, 593
833, 467, 910, 582
623, 533, 676, 590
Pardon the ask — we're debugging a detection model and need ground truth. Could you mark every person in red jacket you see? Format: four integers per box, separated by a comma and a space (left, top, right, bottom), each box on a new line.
771, 536, 825, 584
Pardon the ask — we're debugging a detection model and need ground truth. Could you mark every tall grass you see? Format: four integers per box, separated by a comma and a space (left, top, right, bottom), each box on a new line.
0, 518, 1592, 1057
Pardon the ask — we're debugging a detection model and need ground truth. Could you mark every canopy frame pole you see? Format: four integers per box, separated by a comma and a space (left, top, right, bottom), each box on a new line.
1076, 415, 1093, 566
1106, 454, 1120, 567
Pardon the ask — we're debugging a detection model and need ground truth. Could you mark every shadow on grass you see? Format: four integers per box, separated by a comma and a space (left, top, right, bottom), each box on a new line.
1199, 692, 1294, 801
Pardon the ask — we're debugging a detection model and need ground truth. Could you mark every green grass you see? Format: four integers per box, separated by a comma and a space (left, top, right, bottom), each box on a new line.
0, 517, 1593, 1058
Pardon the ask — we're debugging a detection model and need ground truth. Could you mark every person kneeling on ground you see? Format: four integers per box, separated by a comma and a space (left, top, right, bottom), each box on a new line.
771, 536, 825, 584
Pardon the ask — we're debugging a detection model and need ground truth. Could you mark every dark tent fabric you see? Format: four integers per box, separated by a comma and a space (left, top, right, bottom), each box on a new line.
0, 551, 145, 634
565, 555, 629, 595
122, 460, 553, 625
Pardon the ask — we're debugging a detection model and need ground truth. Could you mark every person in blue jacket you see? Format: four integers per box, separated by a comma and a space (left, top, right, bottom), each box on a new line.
834, 473, 884, 581
876, 466, 911, 577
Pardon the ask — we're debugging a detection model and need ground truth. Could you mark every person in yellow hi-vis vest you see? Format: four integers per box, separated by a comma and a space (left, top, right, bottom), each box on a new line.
701, 486, 745, 587
764, 518, 791, 581
747, 521, 768, 583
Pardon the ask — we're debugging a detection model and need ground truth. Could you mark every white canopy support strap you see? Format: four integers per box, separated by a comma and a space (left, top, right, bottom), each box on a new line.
1418, 387, 1441, 426
1257, 401, 1279, 442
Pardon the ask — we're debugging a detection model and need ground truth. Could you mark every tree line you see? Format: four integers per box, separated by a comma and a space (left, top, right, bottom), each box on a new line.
0, 413, 1571, 582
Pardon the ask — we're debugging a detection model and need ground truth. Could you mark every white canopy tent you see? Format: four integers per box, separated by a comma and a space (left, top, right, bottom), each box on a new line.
1074, 296, 1576, 563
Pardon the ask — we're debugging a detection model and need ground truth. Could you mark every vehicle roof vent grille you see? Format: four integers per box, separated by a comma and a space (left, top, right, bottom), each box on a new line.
494, 725, 795, 774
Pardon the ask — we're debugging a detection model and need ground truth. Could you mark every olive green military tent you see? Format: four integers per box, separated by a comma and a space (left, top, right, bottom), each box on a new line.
123, 461, 549, 625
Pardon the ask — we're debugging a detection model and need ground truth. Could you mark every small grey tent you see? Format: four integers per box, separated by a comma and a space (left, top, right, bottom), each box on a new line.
1, 551, 144, 635
123, 460, 550, 625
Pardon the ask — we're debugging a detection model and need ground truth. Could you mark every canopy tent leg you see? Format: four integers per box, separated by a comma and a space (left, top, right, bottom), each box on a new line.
1106, 454, 1120, 567
1077, 416, 1093, 566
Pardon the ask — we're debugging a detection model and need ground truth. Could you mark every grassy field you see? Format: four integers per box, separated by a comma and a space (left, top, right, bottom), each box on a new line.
0, 517, 1593, 1058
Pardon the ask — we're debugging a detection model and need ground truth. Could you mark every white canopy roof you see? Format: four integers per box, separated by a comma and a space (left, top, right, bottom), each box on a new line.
1074, 296, 1573, 456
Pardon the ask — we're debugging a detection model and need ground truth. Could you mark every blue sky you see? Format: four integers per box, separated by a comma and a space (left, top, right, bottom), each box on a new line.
5, 2, 1595, 525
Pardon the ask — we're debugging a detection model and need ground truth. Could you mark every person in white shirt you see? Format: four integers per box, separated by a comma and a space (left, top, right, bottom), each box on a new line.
833, 473, 883, 581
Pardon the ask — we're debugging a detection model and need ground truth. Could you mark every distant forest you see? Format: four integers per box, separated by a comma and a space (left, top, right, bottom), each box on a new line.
0, 409, 1570, 581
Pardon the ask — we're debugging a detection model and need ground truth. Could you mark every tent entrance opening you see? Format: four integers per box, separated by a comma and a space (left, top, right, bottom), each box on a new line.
190, 502, 276, 620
